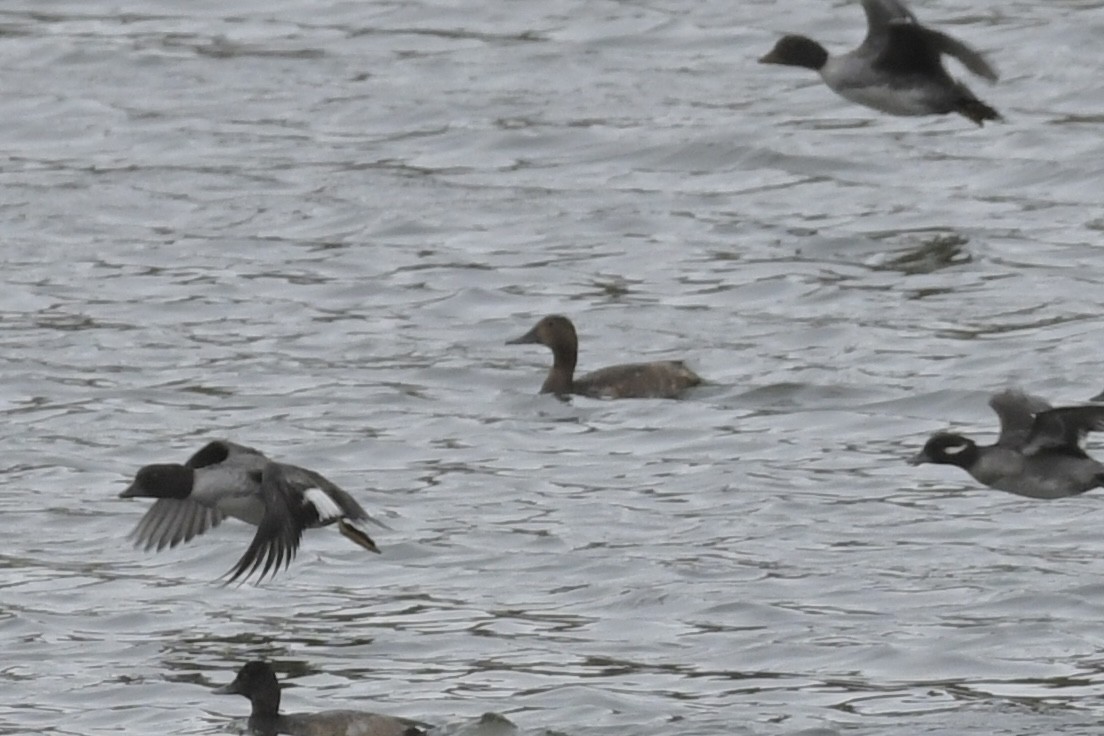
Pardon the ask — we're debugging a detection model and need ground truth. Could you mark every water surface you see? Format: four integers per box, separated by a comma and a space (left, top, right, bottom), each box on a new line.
4, 1, 1104, 734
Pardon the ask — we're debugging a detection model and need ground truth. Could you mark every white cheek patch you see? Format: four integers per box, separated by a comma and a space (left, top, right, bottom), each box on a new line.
943, 443, 970, 456
302, 488, 343, 521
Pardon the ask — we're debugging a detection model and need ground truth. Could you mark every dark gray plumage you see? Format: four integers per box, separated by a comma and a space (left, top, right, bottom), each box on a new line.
214, 661, 426, 736
910, 389, 1104, 499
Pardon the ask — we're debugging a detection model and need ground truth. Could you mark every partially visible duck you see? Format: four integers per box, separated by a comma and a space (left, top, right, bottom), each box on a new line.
759, 0, 1000, 125
910, 389, 1104, 498
119, 440, 380, 583
214, 661, 426, 736
506, 314, 702, 399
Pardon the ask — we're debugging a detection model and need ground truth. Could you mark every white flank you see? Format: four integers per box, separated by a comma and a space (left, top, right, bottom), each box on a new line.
303, 488, 343, 521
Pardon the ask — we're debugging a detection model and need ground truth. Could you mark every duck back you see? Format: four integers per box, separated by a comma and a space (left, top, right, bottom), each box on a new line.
274, 710, 425, 736
575, 361, 702, 400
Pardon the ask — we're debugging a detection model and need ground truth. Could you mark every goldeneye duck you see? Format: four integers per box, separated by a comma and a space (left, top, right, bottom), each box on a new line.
119, 440, 381, 583
910, 389, 1104, 498
215, 661, 427, 736
759, 0, 1000, 126
506, 314, 702, 399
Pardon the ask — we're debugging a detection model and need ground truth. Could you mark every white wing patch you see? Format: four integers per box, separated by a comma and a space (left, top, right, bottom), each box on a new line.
302, 488, 343, 521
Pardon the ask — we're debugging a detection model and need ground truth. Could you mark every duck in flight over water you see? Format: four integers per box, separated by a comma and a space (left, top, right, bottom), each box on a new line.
911, 389, 1104, 498
760, 0, 1000, 126
119, 440, 381, 583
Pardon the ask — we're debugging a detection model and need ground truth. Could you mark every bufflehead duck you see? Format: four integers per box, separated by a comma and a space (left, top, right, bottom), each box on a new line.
759, 0, 1000, 125
215, 660, 426, 736
506, 314, 702, 399
120, 440, 380, 582
910, 389, 1104, 498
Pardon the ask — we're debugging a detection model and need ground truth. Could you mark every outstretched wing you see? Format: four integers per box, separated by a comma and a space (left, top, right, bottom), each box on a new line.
128, 498, 225, 552
872, 17, 997, 83
858, 0, 917, 55
1024, 406, 1104, 456
280, 465, 372, 522
221, 460, 383, 583
873, 22, 946, 77
861, 0, 917, 34
989, 389, 1053, 450
914, 25, 998, 81
222, 463, 307, 584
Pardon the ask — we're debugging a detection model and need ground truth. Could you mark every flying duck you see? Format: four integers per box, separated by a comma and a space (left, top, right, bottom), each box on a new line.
910, 389, 1104, 498
119, 440, 380, 582
759, 0, 1000, 125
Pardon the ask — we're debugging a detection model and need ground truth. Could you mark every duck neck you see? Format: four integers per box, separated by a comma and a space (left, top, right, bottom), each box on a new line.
541, 344, 577, 396
248, 680, 281, 721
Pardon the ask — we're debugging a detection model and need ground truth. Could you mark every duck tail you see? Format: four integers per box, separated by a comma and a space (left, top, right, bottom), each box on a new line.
956, 97, 1002, 126
338, 518, 381, 554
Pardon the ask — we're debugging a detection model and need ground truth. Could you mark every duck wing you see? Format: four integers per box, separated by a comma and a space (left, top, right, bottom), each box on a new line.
858, 0, 917, 55
279, 464, 384, 550
988, 389, 1053, 450
872, 22, 949, 77
1024, 406, 1104, 456
223, 460, 383, 582
223, 462, 310, 584
873, 20, 997, 82
862, 0, 916, 31
278, 464, 375, 523
912, 24, 997, 81
128, 498, 225, 552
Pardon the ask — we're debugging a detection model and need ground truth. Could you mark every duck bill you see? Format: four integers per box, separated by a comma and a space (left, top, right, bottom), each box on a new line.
505, 326, 541, 345
119, 482, 140, 499
212, 681, 242, 695
908, 450, 931, 466
759, 50, 783, 65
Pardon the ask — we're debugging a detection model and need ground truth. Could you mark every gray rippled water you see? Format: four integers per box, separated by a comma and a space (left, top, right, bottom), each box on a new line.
4, 0, 1104, 734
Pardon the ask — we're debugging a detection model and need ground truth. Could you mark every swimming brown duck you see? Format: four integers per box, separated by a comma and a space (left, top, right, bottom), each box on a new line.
506, 314, 702, 399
